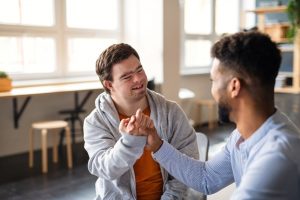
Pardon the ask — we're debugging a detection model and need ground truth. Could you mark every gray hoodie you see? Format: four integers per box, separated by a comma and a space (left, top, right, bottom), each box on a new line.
84, 89, 199, 200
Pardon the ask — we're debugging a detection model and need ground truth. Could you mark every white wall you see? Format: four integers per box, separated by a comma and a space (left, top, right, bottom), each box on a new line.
181, 74, 213, 123
0, 92, 98, 157
161, 0, 181, 102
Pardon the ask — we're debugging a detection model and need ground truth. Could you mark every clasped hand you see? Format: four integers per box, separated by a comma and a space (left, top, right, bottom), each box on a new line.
119, 109, 162, 151
119, 109, 154, 136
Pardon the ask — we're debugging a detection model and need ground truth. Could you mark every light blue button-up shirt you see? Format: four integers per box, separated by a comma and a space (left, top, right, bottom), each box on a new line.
153, 110, 300, 199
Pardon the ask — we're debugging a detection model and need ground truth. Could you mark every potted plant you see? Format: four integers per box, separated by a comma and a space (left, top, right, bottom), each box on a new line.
286, 0, 300, 91
0, 71, 12, 92
287, 0, 300, 39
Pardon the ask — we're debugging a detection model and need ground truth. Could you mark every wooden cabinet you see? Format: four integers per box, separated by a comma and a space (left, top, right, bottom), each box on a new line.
247, 6, 289, 43
247, 6, 300, 93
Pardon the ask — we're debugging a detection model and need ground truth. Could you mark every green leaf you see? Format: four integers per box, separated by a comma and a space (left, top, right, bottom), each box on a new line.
0, 71, 8, 78
287, 0, 300, 39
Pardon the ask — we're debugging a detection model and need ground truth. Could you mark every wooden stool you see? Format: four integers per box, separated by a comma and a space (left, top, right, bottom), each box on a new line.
195, 99, 218, 130
29, 120, 73, 173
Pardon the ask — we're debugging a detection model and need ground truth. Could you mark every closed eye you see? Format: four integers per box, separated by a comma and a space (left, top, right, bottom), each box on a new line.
122, 75, 132, 80
119, 65, 143, 80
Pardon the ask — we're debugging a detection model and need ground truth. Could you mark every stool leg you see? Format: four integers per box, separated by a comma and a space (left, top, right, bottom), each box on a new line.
29, 127, 34, 168
41, 129, 48, 173
58, 128, 65, 158
70, 115, 76, 143
52, 131, 58, 163
65, 126, 73, 169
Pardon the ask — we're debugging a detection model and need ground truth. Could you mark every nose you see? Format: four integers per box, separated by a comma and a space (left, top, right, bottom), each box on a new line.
132, 72, 142, 82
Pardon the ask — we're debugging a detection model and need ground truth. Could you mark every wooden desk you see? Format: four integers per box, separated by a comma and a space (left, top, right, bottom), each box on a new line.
0, 82, 103, 128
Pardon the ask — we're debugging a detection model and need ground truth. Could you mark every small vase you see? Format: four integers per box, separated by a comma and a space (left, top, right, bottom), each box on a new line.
0, 78, 12, 92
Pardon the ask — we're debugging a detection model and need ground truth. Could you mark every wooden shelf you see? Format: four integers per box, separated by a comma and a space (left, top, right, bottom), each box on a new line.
264, 23, 290, 43
246, 6, 300, 93
275, 87, 300, 94
247, 5, 287, 14
247, 6, 288, 39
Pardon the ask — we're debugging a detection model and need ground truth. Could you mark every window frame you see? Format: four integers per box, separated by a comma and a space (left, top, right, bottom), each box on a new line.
181, 0, 241, 75
0, 0, 123, 82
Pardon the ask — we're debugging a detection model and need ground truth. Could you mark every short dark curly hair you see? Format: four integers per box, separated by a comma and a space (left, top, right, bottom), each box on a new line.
211, 31, 281, 90
96, 43, 140, 93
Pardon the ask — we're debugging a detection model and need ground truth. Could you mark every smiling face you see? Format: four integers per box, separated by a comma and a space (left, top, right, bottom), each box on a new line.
103, 54, 148, 104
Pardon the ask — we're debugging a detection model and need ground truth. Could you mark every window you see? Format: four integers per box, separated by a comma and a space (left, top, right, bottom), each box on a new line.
182, 0, 240, 74
122, 0, 163, 83
0, 0, 120, 81
0, 0, 54, 26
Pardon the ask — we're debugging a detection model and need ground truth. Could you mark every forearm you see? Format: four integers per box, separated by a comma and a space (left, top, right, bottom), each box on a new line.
160, 132, 199, 198
86, 134, 146, 180
153, 141, 233, 194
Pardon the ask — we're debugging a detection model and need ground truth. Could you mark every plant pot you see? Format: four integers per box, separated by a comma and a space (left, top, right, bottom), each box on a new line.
0, 78, 12, 92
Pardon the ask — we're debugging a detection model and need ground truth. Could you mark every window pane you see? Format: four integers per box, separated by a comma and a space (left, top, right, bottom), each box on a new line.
67, 38, 117, 72
0, 36, 56, 73
184, 0, 212, 34
243, 0, 256, 30
66, 0, 118, 30
215, 0, 239, 35
0, 0, 54, 26
185, 40, 211, 67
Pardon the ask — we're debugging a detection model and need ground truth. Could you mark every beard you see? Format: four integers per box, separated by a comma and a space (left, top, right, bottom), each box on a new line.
217, 98, 232, 124
218, 105, 231, 123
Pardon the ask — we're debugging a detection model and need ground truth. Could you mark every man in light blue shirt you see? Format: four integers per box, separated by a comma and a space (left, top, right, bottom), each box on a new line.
140, 31, 300, 199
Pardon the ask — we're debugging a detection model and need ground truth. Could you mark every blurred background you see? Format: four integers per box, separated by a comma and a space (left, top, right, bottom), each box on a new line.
0, 0, 299, 199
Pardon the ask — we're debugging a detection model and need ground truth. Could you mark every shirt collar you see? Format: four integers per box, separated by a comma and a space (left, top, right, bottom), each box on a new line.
237, 109, 281, 153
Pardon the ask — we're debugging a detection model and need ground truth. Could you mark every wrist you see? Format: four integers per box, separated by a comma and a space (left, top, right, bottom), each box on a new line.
153, 139, 163, 153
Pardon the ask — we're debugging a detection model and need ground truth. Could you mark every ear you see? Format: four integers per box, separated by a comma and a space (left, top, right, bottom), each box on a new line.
103, 80, 113, 92
228, 77, 241, 98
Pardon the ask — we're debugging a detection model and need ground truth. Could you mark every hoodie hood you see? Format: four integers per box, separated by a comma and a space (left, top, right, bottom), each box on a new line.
95, 91, 120, 128
94, 89, 172, 139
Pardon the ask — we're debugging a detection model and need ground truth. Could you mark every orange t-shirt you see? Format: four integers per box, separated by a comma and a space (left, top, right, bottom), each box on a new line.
119, 108, 163, 200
